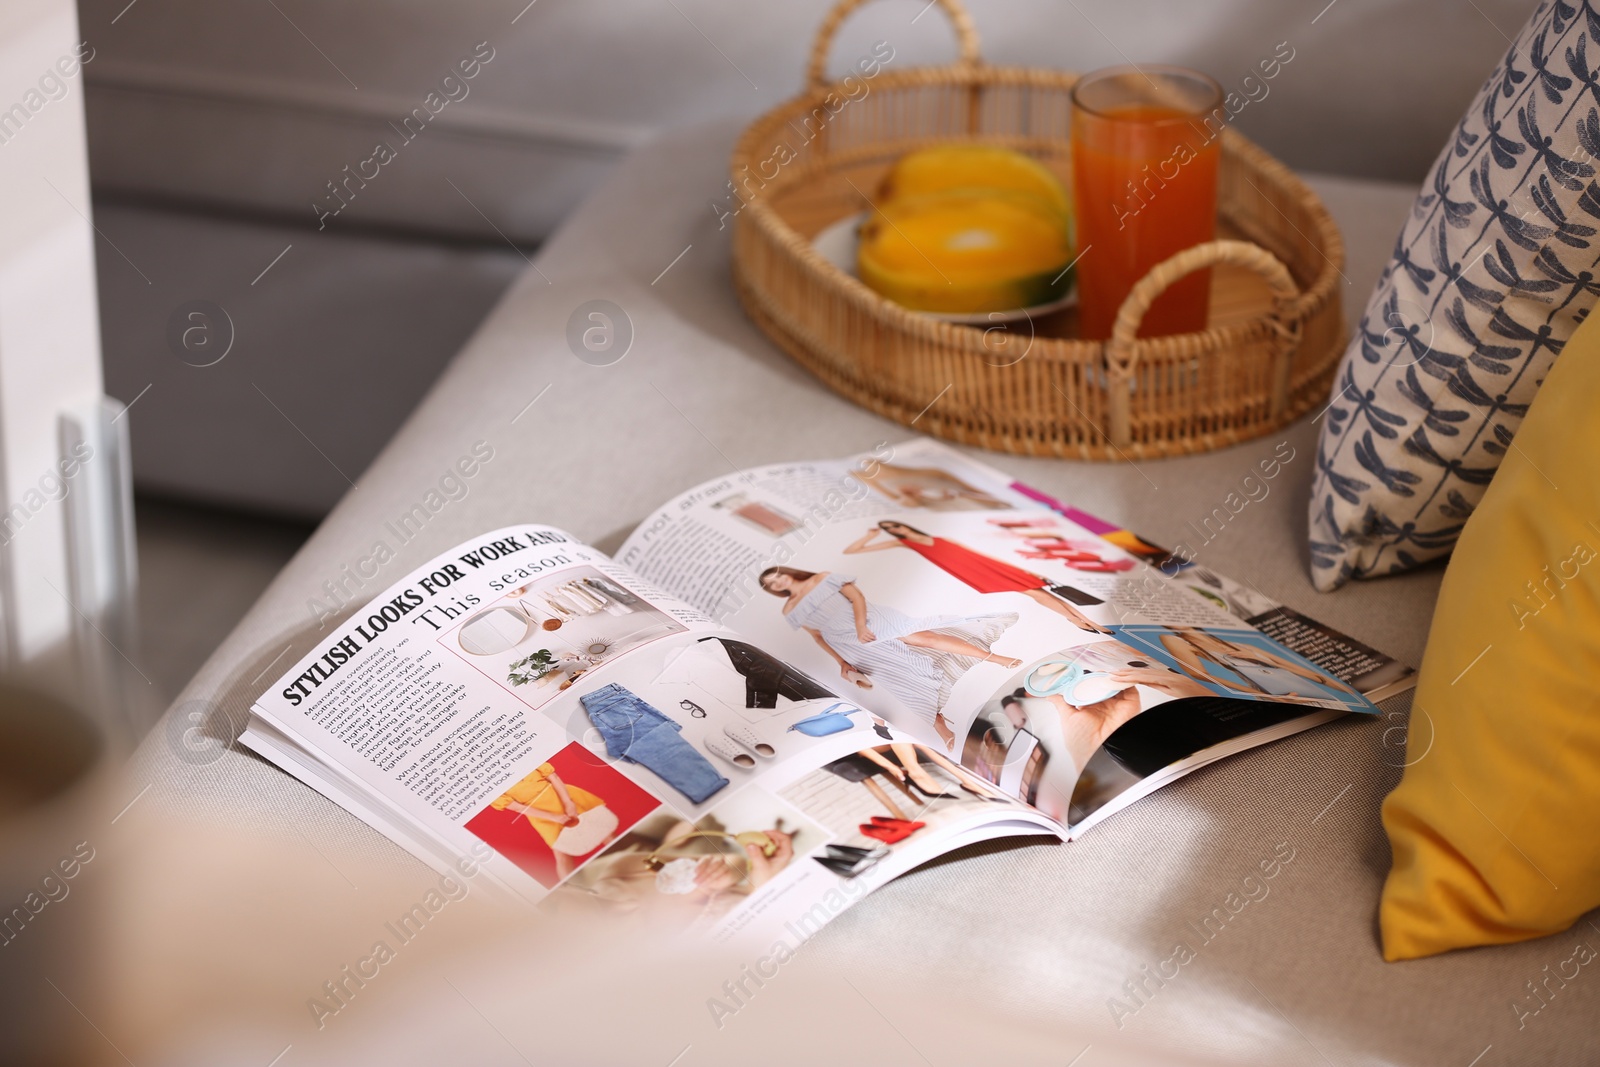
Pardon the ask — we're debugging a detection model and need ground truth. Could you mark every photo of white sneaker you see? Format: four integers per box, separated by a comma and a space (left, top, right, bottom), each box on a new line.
724, 724, 776, 759
704, 734, 756, 769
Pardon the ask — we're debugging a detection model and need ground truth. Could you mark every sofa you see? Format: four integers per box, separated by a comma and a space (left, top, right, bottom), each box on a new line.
108, 119, 1599, 1065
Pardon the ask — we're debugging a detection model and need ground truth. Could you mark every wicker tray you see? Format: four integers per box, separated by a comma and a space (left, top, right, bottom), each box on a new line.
729, 0, 1346, 460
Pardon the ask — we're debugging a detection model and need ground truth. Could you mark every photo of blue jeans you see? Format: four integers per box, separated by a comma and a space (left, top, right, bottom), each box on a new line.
579, 683, 729, 804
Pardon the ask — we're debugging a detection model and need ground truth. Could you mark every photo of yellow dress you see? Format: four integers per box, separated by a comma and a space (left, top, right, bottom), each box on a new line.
490, 762, 604, 846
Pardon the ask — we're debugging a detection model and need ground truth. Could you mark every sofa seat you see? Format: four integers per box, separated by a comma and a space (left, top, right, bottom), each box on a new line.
111, 120, 1598, 1066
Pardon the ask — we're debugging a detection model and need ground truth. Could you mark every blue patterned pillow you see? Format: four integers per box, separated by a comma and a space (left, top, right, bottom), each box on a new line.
1308, 0, 1600, 591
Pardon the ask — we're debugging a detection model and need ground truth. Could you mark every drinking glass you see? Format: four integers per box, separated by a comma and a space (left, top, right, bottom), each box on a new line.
1071, 66, 1224, 340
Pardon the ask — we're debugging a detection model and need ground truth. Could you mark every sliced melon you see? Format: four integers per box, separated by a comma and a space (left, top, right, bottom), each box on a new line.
879, 144, 1070, 218
858, 190, 1074, 314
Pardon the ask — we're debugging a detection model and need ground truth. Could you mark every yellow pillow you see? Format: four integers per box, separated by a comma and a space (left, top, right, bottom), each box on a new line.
1379, 316, 1600, 961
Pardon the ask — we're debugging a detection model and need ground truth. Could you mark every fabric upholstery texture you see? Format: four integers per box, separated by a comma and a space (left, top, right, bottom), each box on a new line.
121, 123, 1600, 1064
1308, 0, 1600, 590
1380, 308, 1600, 962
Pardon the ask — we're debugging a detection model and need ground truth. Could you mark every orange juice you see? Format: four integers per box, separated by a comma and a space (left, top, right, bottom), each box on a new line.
1071, 76, 1222, 340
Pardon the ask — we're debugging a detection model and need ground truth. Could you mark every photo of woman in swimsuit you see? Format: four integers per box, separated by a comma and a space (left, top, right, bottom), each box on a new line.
1154, 626, 1355, 703
844, 521, 1112, 635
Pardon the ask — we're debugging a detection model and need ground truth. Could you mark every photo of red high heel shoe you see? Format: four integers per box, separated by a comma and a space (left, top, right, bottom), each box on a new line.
860, 817, 924, 844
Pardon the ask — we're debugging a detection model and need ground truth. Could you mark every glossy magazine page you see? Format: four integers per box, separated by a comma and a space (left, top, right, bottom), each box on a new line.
243, 525, 1057, 952
616, 440, 1385, 834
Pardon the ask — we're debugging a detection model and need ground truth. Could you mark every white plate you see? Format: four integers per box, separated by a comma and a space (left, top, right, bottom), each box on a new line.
811, 211, 1077, 325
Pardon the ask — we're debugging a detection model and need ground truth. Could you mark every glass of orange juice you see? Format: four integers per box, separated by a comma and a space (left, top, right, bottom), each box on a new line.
1071, 66, 1224, 341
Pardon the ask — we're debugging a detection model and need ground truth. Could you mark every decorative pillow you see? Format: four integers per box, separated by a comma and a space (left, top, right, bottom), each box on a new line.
1378, 307, 1600, 962
1308, 0, 1600, 591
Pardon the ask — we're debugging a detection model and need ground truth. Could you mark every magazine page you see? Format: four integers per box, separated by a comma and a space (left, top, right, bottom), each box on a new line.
917, 440, 1417, 702
243, 525, 1057, 950
848, 441, 1418, 836
615, 443, 1380, 835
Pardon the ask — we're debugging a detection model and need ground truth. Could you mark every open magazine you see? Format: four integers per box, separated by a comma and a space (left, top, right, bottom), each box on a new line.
243, 440, 1411, 945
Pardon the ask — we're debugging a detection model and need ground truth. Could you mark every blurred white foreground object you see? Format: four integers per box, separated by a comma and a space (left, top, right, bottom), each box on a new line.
0, 0, 141, 741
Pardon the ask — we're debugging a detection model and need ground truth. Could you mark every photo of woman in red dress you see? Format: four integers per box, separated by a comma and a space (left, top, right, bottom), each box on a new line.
844, 521, 1111, 635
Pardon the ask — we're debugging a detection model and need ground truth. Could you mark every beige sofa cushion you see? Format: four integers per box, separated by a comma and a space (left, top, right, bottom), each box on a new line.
119, 122, 1597, 1064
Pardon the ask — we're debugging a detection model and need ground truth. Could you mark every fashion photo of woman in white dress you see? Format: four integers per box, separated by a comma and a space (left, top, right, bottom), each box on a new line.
759, 567, 1020, 749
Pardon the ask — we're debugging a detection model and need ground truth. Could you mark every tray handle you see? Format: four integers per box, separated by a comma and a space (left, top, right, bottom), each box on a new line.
1104, 240, 1301, 450
807, 0, 982, 90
